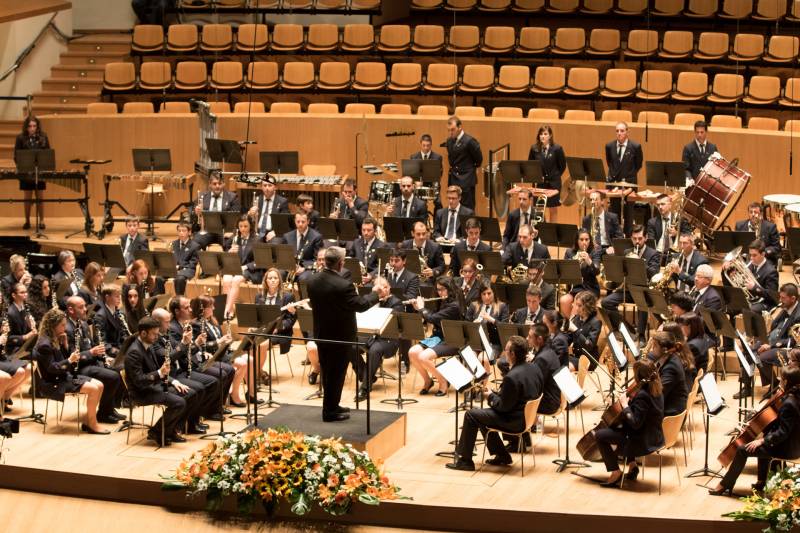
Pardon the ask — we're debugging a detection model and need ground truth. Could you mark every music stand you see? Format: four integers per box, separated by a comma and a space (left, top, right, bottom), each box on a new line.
151, 251, 178, 279
383, 216, 424, 243
499, 160, 544, 186
270, 213, 294, 236
236, 303, 282, 413
496, 323, 530, 349
611, 238, 656, 255
461, 251, 504, 277
699, 307, 738, 380
132, 148, 171, 239
252, 243, 296, 271
202, 212, 241, 236
316, 217, 358, 242
401, 159, 442, 181
492, 282, 528, 312
260, 151, 299, 175
132, 250, 156, 274
198, 251, 242, 291
712, 231, 756, 254
716, 286, 750, 314
15, 148, 55, 239
645, 161, 685, 189
380, 312, 425, 408
629, 285, 671, 326
206, 139, 244, 175
538, 223, 578, 258
786, 228, 800, 262
686, 373, 725, 479
457, 215, 502, 244
551, 366, 588, 472
741, 309, 768, 344
542, 260, 582, 304
83, 243, 127, 279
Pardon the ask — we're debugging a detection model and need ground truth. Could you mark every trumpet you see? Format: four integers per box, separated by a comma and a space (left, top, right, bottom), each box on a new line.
329, 198, 341, 218
402, 296, 445, 305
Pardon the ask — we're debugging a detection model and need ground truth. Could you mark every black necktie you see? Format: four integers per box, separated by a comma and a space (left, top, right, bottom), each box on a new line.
523, 211, 529, 226
298, 233, 305, 253
402, 200, 408, 217
617, 144, 623, 160
446, 209, 456, 240
700, 143, 705, 155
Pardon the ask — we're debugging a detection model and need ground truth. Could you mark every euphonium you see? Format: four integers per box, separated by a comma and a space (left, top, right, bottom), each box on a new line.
722, 246, 761, 302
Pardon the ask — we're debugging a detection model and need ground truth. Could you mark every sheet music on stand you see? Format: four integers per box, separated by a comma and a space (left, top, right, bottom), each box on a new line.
607, 333, 628, 371
553, 367, 586, 408
734, 342, 754, 378
356, 305, 393, 335
436, 357, 476, 392
477, 325, 496, 362
619, 323, 640, 359
736, 330, 759, 367
699, 373, 725, 415
460, 346, 487, 380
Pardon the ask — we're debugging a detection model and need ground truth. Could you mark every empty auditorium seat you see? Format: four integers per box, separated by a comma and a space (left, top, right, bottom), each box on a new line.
581, 0, 613, 14
531, 66, 566, 95
86, 102, 118, 114
200, 24, 233, 52
207, 101, 231, 114
245, 61, 279, 90
341, 24, 375, 52
424, 63, 458, 92
719, 0, 752, 18
517, 27, 550, 55
270, 102, 302, 113
306, 24, 340, 52
636, 70, 672, 101
512, 0, 545, 12
284, 0, 313, 7
411, 0, 443, 9
764, 35, 799, 63
352, 62, 387, 91
103, 62, 136, 92
351, 0, 381, 8
547, 0, 579, 13
653, 0, 683, 15
748, 117, 779, 130
166, 24, 198, 53
174, 61, 208, 91
454, 105, 486, 117
743, 76, 780, 105
377, 25, 411, 53
132, 25, 164, 53
694, 32, 729, 60
448, 25, 480, 53
710, 114, 742, 128
459, 64, 495, 93
417, 105, 450, 115
317, 62, 351, 90
784, 120, 800, 132
673, 112, 705, 126
729, 34, 764, 62
586, 29, 620, 57
707, 73, 744, 104
411, 25, 446, 53
599, 68, 637, 99
564, 109, 595, 120
672, 72, 709, 101
563, 67, 599, 96
491, 107, 523, 118
496, 65, 530, 93
122, 102, 155, 114
210, 61, 243, 91
601, 109, 633, 123
444, 0, 477, 10
779, 78, 800, 107
478, 0, 512, 11
236, 24, 268, 52
636, 111, 670, 124
625, 29, 658, 58
344, 103, 376, 114
271, 24, 304, 52
159, 101, 191, 113
281, 62, 315, 91
481, 26, 515, 54
138, 61, 172, 91
685, 0, 718, 17
380, 103, 413, 114
388, 63, 423, 91
552, 28, 585, 55
614, 0, 647, 15
307, 103, 339, 113
528, 108, 559, 121
233, 102, 266, 113
658, 31, 694, 60
753, 0, 787, 20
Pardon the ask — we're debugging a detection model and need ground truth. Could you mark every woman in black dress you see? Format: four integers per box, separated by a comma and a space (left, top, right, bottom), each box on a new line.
77, 262, 104, 310
33, 308, 108, 434
254, 267, 298, 373
567, 291, 602, 371
677, 312, 710, 381
0, 296, 31, 415
123, 285, 147, 333
465, 281, 509, 381
221, 214, 262, 319
528, 125, 566, 223
14, 115, 50, 230
408, 276, 464, 396
27, 274, 51, 324
594, 358, 665, 487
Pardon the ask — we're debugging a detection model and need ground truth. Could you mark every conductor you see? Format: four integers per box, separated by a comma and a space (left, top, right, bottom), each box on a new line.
306, 246, 379, 422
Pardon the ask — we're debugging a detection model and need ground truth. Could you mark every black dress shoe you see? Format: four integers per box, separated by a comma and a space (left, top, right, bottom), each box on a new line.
600, 474, 623, 488
205, 413, 223, 422
81, 424, 110, 435
169, 433, 187, 443
5, 398, 12, 406
147, 431, 168, 446
445, 461, 475, 471
624, 465, 640, 481
196, 422, 210, 429
109, 410, 127, 421
322, 412, 350, 422
355, 389, 368, 402
708, 486, 734, 496
733, 388, 753, 400
246, 395, 265, 405
485, 455, 513, 466
434, 389, 447, 397
38, 222, 45, 230
186, 425, 207, 435
22, 221, 30, 230
229, 399, 246, 408
222, 408, 232, 415
308, 371, 318, 385
335, 406, 350, 414
96, 415, 120, 424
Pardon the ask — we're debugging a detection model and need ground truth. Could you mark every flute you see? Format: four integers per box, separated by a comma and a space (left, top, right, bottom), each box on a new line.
402, 296, 445, 305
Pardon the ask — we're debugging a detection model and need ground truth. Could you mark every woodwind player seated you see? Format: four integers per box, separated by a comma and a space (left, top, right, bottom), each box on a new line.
221, 214, 262, 319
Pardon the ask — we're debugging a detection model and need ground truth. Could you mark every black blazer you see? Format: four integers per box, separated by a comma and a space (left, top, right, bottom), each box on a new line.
254, 192, 290, 233
421, 300, 462, 339
646, 215, 692, 251
502, 208, 536, 247
401, 239, 446, 279
124, 337, 166, 397
167, 319, 195, 374
433, 205, 475, 240
93, 304, 128, 354
392, 195, 428, 220
487, 362, 544, 430
682, 140, 717, 179
52, 268, 85, 307
658, 353, 689, 416
119, 233, 150, 266
605, 139, 643, 184
6, 303, 32, 354
534, 281, 557, 311
15, 133, 50, 151
531, 344, 563, 415
222, 232, 259, 275
528, 143, 566, 192
347, 237, 385, 275
564, 247, 601, 296
465, 301, 509, 347
388, 268, 420, 303
551, 331, 571, 368
694, 286, 723, 313
621, 388, 665, 458
734, 219, 781, 259
445, 133, 482, 189
581, 211, 623, 246
727, 260, 779, 308
571, 313, 601, 367
502, 241, 550, 267
306, 269, 378, 347
33, 336, 78, 399
410, 150, 443, 161
332, 196, 370, 229
171, 239, 200, 277
193, 190, 241, 233
624, 246, 662, 280
255, 292, 297, 335
511, 305, 544, 325
1, 273, 25, 301
670, 250, 708, 288
767, 304, 800, 349
687, 336, 710, 380
281, 228, 323, 268
454, 276, 482, 308
449, 239, 490, 275
763, 395, 800, 460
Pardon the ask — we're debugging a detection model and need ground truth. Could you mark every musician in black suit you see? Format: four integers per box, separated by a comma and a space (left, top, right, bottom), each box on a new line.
402, 221, 446, 284
331, 178, 369, 231
92, 285, 131, 359
450, 217, 491, 276
465, 282, 510, 360
453, 257, 482, 310
646, 194, 692, 256
734, 203, 781, 265
387, 176, 428, 220
34, 309, 110, 434
193, 173, 242, 249
722, 239, 779, 313
677, 312, 711, 382
444, 116, 482, 210
411, 134, 444, 213
543, 310, 571, 369
281, 211, 323, 284
307, 247, 379, 422
1, 254, 31, 302
526, 261, 556, 311
171, 222, 200, 296
447, 336, 543, 471
387, 247, 420, 369
666, 233, 708, 292
294, 194, 319, 230
346, 217, 385, 286
567, 291, 602, 370
528, 125, 567, 223
563, 229, 602, 297
124, 317, 196, 445
65, 296, 124, 423
594, 358, 665, 487
691, 265, 723, 333
502, 190, 537, 247
604, 122, 643, 232
755, 284, 800, 392
601, 225, 662, 342
120, 215, 150, 267
14, 115, 50, 230
502, 224, 550, 268
651, 331, 689, 417
681, 120, 717, 182
0, 306, 30, 409
433, 185, 474, 241
6, 282, 37, 355
582, 190, 624, 253
247, 174, 290, 242
255, 267, 298, 358
220, 215, 262, 318
511, 285, 545, 325
353, 277, 404, 401
527, 323, 563, 416
51, 250, 85, 309
710, 366, 800, 495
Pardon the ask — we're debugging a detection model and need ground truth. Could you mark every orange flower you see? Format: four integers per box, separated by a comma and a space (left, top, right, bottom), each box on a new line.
334, 491, 348, 504
328, 473, 340, 487
345, 474, 360, 488
366, 486, 378, 497
318, 484, 331, 500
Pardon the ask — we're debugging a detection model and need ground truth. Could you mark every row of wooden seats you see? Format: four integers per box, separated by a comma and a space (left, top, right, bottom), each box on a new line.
85, 100, 799, 132
410, 0, 799, 21
103, 60, 800, 108
131, 23, 800, 67
176, 0, 379, 10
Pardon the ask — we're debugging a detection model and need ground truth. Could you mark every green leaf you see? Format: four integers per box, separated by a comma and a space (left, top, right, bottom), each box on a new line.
160, 480, 187, 491
358, 493, 379, 506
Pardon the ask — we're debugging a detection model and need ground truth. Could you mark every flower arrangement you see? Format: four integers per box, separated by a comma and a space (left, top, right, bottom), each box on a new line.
162, 427, 406, 516
724, 464, 800, 532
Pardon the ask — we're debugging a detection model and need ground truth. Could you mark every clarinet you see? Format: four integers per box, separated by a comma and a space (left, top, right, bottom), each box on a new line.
116, 308, 132, 337
51, 279, 59, 309
160, 336, 171, 392
93, 317, 109, 367
71, 324, 82, 377
184, 322, 193, 378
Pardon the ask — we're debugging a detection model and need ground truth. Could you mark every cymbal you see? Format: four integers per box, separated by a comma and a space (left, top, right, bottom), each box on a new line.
605, 181, 639, 188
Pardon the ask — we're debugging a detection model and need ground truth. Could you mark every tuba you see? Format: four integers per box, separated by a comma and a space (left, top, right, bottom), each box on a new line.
722, 246, 761, 303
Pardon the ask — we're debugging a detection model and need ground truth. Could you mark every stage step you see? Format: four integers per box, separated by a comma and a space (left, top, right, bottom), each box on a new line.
59, 51, 128, 66
32, 91, 100, 105
67, 35, 132, 55
41, 77, 103, 92
28, 103, 89, 115
50, 65, 105, 80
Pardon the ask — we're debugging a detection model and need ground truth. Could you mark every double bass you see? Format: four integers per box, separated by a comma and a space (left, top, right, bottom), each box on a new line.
717, 388, 784, 467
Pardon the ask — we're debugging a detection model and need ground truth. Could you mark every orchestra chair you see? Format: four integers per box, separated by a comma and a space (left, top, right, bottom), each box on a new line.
352, 62, 388, 92
516, 27, 549, 56
563, 109, 594, 121
636, 70, 673, 102
281, 61, 315, 91
672, 72, 709, 102
748, 117, 779, 131
444, 0, 477, 10
652, 0, 683, 16
306, 24, 340, 53
764, 36, 799, 64
546, 0, 579, 14
344, 103, 376, 114
673, 112, 705, 126
318, 0, 347, 9
448, 25, 480, 54
477, 0, 512, 11
120, 369, 167, 448
491, 107, 523, 118
753, 0, 787, 21
707, 73, 745, 104
480, 395, 543, 477
528, 108, 559, 121
139, 61, 172, 91
636, 111, 670, 125
131, 25, 165, 54
778, 78, 800, 108
387, 63, 423, 92
639, 410, 687, 494
122, 102, 155, 114
729, 34, 764, 63
208, 101, 231, 114
376, 25, 412, 53
411, 0, 444, 10
541, 394, 568, 456
719, 0, 753, 19
710, 114, 742, 129
512, 0, 545, 13
496, 65, 531, 94
581, 0, 613, 15
454, 105, 486, 117
684, 0, 719, 18
103, 62, 136, 93
307, 103, 339, 114
86, 102, 118, 115
36, 361, 87, 436
380, 103, 413, 115
684, 368, 703, 450
351, 0, 381, 8
600, 109, 633, 123
417, 105, 450, 116
693, 32, 729, 61
318, 62, 352, 91
423, 63, 458, 93
530, 66, 566, 96
200, 24, 234, 53
599, 69, 637, 99
166, 24, 199, 53
245, 62, 279, 91
480, 26, 514, 55
159, 101, 191, 113
270, 24, 304, 53
614, 0, 647, 15
459, 64, 495, 93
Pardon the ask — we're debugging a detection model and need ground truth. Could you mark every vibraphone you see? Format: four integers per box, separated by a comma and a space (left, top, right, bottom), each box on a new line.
237, 174, 344, 215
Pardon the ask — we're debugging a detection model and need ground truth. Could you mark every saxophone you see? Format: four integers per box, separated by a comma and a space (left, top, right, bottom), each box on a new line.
751, 213, 762, 241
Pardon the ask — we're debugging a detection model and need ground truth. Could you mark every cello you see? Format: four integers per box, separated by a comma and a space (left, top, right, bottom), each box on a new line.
717, 388, 785, 467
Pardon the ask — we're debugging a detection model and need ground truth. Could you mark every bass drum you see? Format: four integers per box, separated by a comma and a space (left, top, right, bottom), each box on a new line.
683, 153, 751, 237
368, 181, 393, 204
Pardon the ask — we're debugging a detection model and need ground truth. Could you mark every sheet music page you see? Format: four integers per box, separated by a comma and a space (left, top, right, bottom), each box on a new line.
356, 305, 393, 335
608, 333, 627, 369
699, 373, 724, 414
478, 324, 496, 362
736, 330, 758, 365
619, 323, 639, 359
734, 342, 753, 377
553, 367, 584, 405
436, 357, 474, 391
461, 346, 486, 379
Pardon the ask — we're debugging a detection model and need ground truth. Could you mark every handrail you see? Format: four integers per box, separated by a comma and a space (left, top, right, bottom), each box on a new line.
0, 13, 74, 84
0, 95, 33, 115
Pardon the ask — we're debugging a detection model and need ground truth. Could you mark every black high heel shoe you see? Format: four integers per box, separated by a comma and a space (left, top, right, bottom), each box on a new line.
600, 471, 623, 488
708, 486, 734, 496
624, 465, 640, 481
